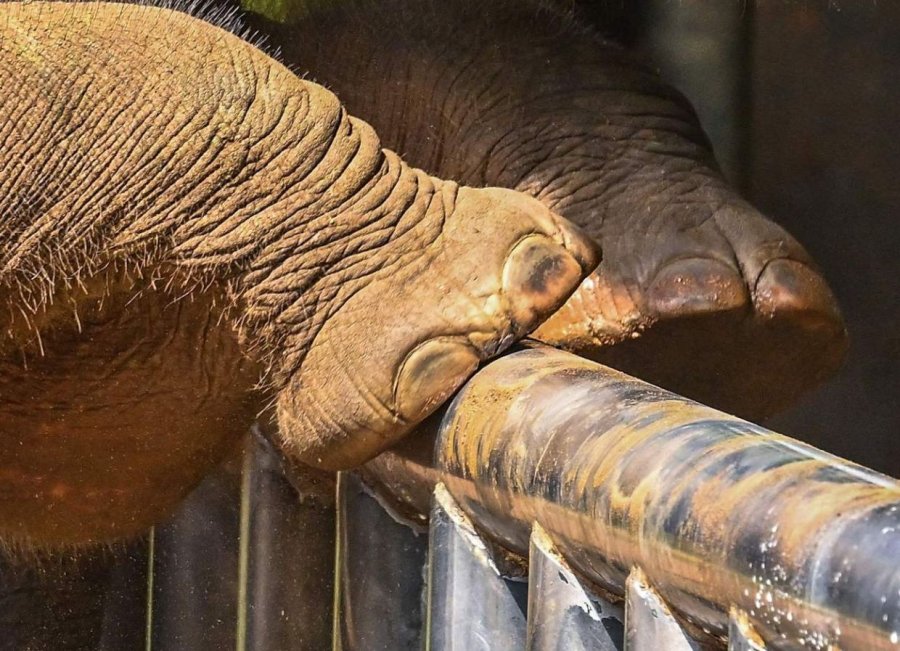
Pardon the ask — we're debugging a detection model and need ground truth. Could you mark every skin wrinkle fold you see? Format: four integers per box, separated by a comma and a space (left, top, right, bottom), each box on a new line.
250, 167, 446, 356
300, 184, 440, 325
0, 1, 598, 546
8, 72, 99, 207
83, 51, 215, 228
260, 0, 847, 422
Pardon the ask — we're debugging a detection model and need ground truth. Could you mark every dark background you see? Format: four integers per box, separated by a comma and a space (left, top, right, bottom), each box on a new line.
580, 0, 899, 475
750, 3, 899, 476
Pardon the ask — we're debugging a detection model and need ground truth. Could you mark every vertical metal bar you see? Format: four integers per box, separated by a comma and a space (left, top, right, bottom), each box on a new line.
334, 471, 427, 650
728, 610, 767, 651
97, 539, 152, 651
237, 444, 253, 651
150, 452, 242, 650
527, 523, 624, 651
145, 528, 155, 651
245, 428, 335, 651
624, 568, 698, 651
425, 483, 527, 651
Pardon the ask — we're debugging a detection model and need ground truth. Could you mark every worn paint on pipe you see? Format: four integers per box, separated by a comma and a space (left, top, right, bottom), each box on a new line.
729, 609, 767, 650
365, 346, 900, 651
626, 567, 698, 651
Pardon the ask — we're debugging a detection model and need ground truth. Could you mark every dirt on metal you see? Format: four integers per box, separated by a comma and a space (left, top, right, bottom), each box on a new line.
366, 346, 900, 651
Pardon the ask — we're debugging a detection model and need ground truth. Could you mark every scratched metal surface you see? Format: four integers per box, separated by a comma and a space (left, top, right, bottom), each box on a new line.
365, 346, 900, 650
527, 523, 624, 650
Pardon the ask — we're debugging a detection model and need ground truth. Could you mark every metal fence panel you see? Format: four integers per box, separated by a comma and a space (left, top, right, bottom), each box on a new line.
365, 346, 900, 651
527, 523, 623, 651
425, 484, 527, 651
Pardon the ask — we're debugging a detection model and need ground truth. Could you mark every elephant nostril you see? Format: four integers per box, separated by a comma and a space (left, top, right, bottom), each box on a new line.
647, 257, 749, 319
502, 234, 585, 332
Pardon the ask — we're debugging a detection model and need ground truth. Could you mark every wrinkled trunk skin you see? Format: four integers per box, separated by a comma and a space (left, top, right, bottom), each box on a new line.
264, 0, 847, 420
0, 2, 595, 548
0, 1, 391, 548
0, 1, 361, 548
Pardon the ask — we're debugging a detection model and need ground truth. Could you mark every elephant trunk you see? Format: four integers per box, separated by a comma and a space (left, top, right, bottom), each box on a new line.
0, 2, 597, 546
275, 0, 847, 418
0, 2, 441, 379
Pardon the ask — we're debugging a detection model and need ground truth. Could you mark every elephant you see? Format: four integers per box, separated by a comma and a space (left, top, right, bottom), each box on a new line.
256, 0, 848, 420
0, 0, 846, 554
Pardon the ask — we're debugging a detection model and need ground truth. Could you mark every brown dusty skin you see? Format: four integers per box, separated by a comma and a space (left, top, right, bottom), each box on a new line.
269, 0, 848, 420
0, 2, 596, 547
0, 268, 259, 548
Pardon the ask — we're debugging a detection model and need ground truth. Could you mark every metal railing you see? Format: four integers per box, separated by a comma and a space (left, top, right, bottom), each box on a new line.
342, 346, 900, 651
3, 347, 898, 650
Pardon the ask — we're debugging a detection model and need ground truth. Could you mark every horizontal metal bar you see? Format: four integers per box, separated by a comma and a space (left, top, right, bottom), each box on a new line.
365, 346, 900, 651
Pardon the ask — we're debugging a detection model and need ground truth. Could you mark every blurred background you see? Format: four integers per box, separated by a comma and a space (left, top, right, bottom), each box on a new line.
583, 0, 899, 474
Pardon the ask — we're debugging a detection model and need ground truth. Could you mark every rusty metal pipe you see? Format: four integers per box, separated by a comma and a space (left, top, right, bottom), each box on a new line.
365, 347, 900, 650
